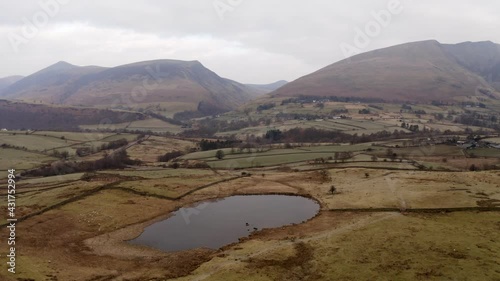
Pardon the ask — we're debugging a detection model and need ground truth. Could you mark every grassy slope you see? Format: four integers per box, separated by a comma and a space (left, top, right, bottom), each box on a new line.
271, 40, 499, 102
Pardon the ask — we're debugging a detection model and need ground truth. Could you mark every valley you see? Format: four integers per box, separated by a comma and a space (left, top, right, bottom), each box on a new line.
0, 39, 499, 281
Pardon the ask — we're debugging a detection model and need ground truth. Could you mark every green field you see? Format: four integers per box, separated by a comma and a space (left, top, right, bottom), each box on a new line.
216, 118, 410, 138
20, 173, 85, 185
468, 148, 500, 158
484, 137, 500, 144
96, 168, 217, 179
0, 133, 79, 151
206, 152, 356, 169
183, 144, 375, 161
371, 145, 465, 158
80, 118, 184, 134
32, 131, 115, 141
0, 148, 57, 171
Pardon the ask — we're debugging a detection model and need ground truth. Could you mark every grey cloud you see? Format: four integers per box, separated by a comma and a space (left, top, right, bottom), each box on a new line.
1, 0, 499, 83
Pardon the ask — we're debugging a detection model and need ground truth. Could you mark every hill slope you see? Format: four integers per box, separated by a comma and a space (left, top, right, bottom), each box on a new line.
1, 61, 105, 103
0, 75, 24, 93
2, 60, 260, 114
0, 100, 143, 130
271, 40, 500, 102
443, 41, 500, 91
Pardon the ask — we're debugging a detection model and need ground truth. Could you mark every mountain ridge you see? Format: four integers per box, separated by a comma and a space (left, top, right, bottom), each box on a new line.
1, 59, 262, 114
270, 40, 500, 102
0, 75, 24, 92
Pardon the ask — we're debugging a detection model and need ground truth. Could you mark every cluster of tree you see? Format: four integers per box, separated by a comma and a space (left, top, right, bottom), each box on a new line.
401, 123, 420, 132
256, 103, 276, 112
275, 112, 323, 121
280, 95, 383, 105
469, 163, 499, 171
51, 150, 69, 159
400, 104, 426, 115
318, 169, 331, 182
477, 88, 496, 99
173, 110, 206, 121
174, 101, 228, 121
358, 109, 371, 114
182, 117, 266, 136
368, 104, 384, 110
385, 148, 399, 161
74, 138, 130, 157
264, 129, 283, 142
331, 108, 349, 115
312, 152, 354, 163
0, 100, 143, 131
0, 143, 29, 151
75, 147, 96, 157
460, 101, 486, 108
215, 150, 225, 159
24, 149, 139, 177
101, 138, 129, 150
261, 127, 457, 145
157, 150, 184, 162
401, 104, 413, 110
334, 151, 354, 162
454, 112, 500, 130
433, 113, 445, 121
146, 112, 184, 125
314, 102, 325, 109
264, 127, 374, 143
198, 139, 242, 151
175, 100, 237, 121
431, 100, 450, 106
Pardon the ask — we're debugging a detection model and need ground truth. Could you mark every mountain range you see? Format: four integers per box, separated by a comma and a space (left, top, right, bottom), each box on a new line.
0, 60, 276, 114
271, 40, 500, 102
2, 40, 500, 113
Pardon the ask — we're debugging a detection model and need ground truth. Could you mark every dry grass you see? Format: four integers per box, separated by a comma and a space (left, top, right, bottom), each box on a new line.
1, 167, 499, 281
126, 136, 195, 163
0, 148, 57, 171
303, 169, 500, 209
173, 212, 500, 281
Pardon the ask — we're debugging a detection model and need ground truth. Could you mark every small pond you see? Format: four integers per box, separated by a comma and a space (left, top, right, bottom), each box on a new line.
129, 195, 320, 252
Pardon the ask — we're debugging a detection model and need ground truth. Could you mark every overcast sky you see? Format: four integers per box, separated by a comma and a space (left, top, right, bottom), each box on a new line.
1, 0, 499, 83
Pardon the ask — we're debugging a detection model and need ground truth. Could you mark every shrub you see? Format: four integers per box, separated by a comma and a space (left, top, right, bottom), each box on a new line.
318, 169, 331, 182
157, 150, 184, 162
216, 150, 225, 160
329, 185, 336, 194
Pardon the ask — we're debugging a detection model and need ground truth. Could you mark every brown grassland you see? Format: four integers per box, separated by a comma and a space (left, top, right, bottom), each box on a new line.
0, 126, 499, 281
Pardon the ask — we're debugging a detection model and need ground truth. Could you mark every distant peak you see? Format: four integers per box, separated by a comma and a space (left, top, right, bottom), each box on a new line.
43, 61, 77, 72
53, 61, 75, 67
463, 40, 497, 46
405, 39, 441, 46
119, 59, 205, 69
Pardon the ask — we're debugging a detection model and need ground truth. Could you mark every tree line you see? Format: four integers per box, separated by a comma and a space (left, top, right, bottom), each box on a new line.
23, 149, 139, 177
